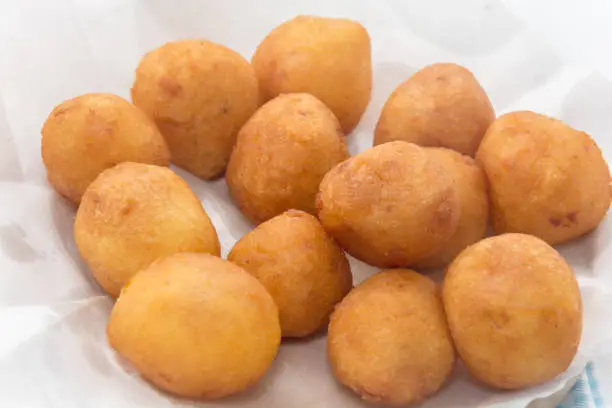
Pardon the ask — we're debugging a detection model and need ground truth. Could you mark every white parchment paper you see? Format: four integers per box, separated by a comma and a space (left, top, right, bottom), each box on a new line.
0, 0, 611, 407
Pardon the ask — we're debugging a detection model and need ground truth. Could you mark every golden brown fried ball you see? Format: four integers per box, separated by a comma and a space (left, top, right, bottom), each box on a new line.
227, 93, 348, 224
107, 253, 280, 399
74, 162, 220, 297
416, 148, 489, 269
375, 63, 495, 156
317, 141, 460, 267
328, 269, 455, 406
228, 210, 352, 338
131, 40, 259, 180
476, 111, 611, 245
41, 93, 170, 204
443, 233, 582, 390
252, 15, 372, 133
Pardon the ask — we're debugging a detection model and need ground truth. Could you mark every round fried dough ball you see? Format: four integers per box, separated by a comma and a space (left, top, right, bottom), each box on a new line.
74, 162, 220, 297
443, 233, 582, 389
476, 111, 611, 245
375, 63, 495, 156
252, 15, 372, 133
107, 253, 280, 399
41, 93, 170, 204
317, 141, 460, 267
416, 148, 488, 269
227, 93, 348, 224
328, 270, 455, 406
131, 40, 259, 180
228, 210, 352, 338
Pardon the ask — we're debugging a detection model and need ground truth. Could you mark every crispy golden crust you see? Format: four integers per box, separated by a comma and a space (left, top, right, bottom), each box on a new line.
41, 93, 170, 204
443, 233, 582, 389
74, 162, 220, 297
328, 270, 455, 406
317, 141, 460, 267
226, 93, 348, 224
374, 63, 494, 156
476, 111, 611, 245
131, 40, 259, 179
416, 148, 489, 269
228, 210, 352, 338
107, 253, 280, 399
252, 15, 372, 133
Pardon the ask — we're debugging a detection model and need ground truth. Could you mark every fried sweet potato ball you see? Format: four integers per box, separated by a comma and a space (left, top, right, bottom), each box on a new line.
375, 63, 494, 156
107, 253, 280, 399
228, 210, 352, 338
443, 233, 582, 389
74, 162, 220, 297
252, 15, 372, 133
132, 40, 259, 179
476, 111, 611, 245
227, 93, 348, 224
41, 93, 170, 204
328, 269, 455, 405
317, 141, 460, 267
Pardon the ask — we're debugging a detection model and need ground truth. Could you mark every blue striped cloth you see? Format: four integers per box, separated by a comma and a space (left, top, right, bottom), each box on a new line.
557, 363, 605, 408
